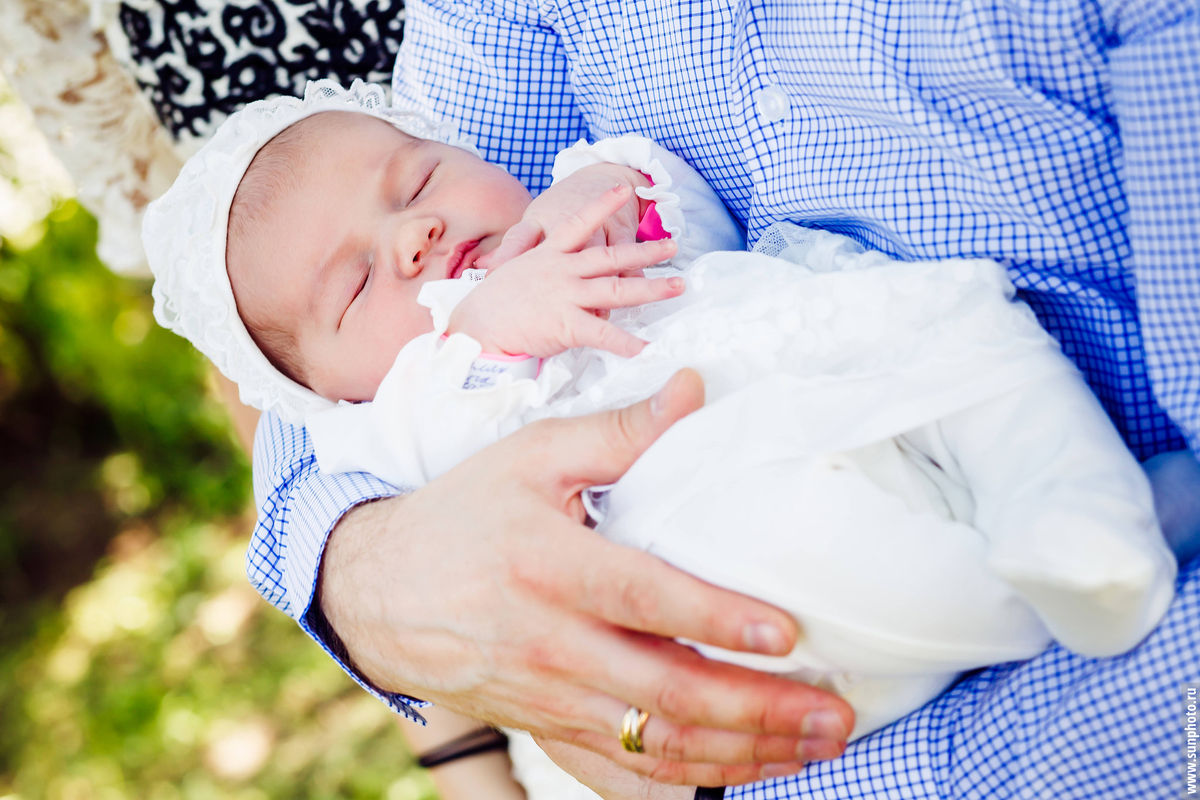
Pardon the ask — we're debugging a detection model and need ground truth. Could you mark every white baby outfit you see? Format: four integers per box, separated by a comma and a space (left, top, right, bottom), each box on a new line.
306, 137, 1176, 798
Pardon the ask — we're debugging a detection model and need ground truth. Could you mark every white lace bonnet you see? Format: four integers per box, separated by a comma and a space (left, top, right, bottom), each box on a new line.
144, 79, 478, 424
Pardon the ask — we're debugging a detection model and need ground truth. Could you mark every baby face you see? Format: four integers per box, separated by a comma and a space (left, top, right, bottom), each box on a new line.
227, 111, 532, 402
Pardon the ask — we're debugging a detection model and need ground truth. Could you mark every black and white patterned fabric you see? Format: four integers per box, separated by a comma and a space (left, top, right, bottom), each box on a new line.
117, 0, 405, 147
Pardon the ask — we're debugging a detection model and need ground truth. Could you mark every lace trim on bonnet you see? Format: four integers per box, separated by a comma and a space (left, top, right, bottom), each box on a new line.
144, 79, 479, 424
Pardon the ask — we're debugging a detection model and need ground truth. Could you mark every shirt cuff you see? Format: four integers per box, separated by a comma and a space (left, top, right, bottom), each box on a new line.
287, 470, 431, 722
303, 563, 432, 723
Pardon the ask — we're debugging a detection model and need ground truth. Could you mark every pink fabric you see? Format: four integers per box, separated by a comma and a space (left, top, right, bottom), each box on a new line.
637, 203, 669, 241
439, 332, 540, 374
635, 172, 671, 241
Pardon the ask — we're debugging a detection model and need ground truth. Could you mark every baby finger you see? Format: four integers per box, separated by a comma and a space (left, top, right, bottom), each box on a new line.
580, 275, 686, 310
574, 238, 678, 278
568, 310, 648, 358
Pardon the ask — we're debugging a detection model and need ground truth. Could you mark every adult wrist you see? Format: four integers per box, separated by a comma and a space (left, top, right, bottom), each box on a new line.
313, 498, 426, 705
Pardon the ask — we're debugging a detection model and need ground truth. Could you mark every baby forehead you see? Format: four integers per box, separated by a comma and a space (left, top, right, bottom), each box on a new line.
236, 112, 417, 207
261, 110, 416, 165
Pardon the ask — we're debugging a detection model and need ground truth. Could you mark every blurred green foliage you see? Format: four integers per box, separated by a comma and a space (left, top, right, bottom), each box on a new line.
0, 205, 432, 799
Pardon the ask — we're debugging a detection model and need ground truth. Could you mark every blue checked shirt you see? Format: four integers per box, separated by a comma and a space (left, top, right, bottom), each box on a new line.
248, 0, 1200, 795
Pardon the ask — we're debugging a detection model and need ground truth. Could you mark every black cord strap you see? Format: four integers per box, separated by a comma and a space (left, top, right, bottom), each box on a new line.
695, 788, 726, 799
416, 727, 509, 769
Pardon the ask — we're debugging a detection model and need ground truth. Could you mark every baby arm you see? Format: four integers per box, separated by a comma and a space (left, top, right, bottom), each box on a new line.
921, 370, 1178, 657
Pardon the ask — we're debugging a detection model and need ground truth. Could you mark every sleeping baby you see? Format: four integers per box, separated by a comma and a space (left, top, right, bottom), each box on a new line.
144, 80, 1176, 798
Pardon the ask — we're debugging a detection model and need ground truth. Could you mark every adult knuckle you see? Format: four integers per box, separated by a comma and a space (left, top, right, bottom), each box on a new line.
607, 405, 641, 452
519, 636, 586, 681
526, 694, 577, 728
654, 677, 690, 721
646, 760, 688, 784
616, 573, 660, 628
756, 694, 780, 734
655, 725, 690, 762
515, 635, 561, 673
751, 734, 786, 763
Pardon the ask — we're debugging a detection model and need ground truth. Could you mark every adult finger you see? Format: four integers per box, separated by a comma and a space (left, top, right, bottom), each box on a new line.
502, 611, 851, 746
542, 731, 814, 788
510, 371, 802, 656
564, 631, 852, 741
532, 738, 695, 800
544, 684, 846, 766
577, 275, 684, 310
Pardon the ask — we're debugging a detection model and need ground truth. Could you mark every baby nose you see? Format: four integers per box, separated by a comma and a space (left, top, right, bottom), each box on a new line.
397, 217, 444, 277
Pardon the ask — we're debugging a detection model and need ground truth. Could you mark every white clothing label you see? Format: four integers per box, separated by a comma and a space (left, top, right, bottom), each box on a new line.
463, 355, 539, 389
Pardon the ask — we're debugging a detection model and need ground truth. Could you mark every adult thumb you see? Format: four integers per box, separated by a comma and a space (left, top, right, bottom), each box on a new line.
522, 369, 705, 506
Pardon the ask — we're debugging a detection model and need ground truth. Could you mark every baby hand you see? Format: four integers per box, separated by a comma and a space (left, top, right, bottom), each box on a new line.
447, 186, 680, 358
476, 163, 651, 272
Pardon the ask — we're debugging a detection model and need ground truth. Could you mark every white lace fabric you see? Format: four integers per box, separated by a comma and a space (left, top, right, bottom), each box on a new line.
143, 79, 476, 423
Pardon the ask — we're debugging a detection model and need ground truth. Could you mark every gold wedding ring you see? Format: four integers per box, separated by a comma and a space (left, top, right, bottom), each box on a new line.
619, 706, 650, 754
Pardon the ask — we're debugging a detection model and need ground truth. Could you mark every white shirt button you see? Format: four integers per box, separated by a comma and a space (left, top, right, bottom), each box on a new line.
755, 86, 791, 123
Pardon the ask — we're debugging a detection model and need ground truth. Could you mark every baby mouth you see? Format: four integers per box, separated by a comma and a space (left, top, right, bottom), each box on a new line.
446, 239, 482, 280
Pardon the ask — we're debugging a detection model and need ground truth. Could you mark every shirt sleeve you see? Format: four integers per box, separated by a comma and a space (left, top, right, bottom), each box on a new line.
1108, 7, 1200, 456
393, 0, 589, 194
245, 410, 431, 721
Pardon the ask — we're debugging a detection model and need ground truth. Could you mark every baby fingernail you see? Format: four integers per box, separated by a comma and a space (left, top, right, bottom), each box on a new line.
801, 710, 849, 741
667, 277, 684, 290
744, 622, 787, 654
761, 761, 807, 779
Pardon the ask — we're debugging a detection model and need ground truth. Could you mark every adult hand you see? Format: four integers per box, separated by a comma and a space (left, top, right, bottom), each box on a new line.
535, 732, 842, 799
476, 163, 650, 272
536, 737, 694, 800
319, 369, 853, 786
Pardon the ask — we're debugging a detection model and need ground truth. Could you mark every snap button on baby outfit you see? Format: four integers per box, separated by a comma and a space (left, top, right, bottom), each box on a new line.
755, 86, 791, 122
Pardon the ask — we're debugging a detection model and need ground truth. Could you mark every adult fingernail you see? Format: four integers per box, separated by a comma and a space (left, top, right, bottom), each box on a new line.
801, 709, 849, 740
743, 622, 787, 654
760, 761, 806, 779
650, 382, 671, 416
796, 738, 846, 762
